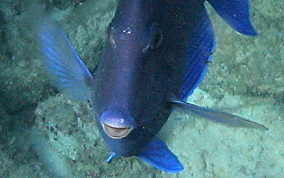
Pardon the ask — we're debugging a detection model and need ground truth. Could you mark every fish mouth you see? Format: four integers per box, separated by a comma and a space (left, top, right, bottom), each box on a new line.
102, 123, 133, 139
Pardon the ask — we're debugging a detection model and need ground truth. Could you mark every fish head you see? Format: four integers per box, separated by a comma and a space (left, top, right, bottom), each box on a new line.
93, 0, 170, 157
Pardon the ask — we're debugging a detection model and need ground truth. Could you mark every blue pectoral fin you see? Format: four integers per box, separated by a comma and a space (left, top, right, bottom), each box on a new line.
207, 0, 257, 35
170, 96, 268, 130
38, 17, 93, 102
137, 137, 184, 173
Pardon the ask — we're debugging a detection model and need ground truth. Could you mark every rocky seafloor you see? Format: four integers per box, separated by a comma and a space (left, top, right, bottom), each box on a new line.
0, 0, 283, 177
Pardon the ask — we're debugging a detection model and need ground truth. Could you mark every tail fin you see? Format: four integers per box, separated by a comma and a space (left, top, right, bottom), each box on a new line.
207, 0, 257, 35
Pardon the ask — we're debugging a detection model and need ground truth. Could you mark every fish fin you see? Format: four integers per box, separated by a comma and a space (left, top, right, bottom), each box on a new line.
207, 0, 257, 35
179, 8, 215, 99
137, 137, 184, 173
106, 152, 116, 163
38, 17, 93, 102
170, 96, 268, 130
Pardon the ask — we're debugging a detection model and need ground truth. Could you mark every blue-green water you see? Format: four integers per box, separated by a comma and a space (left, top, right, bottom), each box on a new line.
0, 0, 283, 177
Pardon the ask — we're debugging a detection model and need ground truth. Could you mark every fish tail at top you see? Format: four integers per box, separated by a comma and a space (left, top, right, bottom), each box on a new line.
207, 0, 257, 35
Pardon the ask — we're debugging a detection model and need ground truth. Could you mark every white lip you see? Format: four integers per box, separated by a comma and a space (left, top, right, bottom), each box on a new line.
102, 123, 133, 139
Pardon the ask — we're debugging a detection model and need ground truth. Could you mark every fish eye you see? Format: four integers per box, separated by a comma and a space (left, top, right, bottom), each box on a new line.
143, 22, 163, 52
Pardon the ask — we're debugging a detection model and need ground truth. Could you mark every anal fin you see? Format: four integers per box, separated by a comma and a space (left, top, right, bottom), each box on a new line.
137, 137, 184, 173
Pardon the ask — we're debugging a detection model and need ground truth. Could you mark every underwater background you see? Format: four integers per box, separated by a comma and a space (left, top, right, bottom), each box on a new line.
0, 0, 283, 177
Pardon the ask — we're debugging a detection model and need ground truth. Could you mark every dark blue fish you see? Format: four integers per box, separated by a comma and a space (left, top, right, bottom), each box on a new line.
38, 0, 267, 173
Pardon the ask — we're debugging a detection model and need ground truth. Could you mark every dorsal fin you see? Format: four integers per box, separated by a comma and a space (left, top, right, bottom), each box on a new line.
179, 0, 257, 99
179, 8, 215, 99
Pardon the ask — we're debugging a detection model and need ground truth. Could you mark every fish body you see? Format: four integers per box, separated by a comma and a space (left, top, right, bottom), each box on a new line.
93, 0, 205, 157
39, 0, 265, 173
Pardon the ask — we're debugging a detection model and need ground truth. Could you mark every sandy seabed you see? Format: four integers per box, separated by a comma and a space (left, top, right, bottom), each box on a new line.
0, 0, 283, 177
